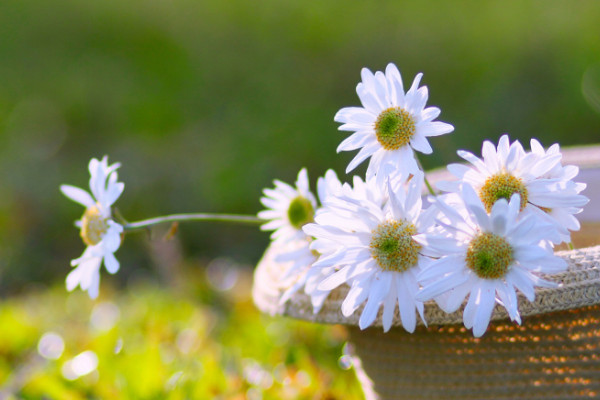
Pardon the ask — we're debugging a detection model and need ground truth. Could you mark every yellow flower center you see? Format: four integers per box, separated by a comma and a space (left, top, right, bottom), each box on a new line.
479, 172, 528, 213
80, 205, 108, 246
374, 107, 416, 150
370, 220, 421, 272
287, 196, 315, 230
466, 232, 513, 279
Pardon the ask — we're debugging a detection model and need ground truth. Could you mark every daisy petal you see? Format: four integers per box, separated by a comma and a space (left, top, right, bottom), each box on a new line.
104, 252, 120, 274
359, 276, 391, 330
421, 121, 454, 137
345, 141, 380, 173
410, 133, 433, 154
472, 281, 496, 337
416, 270, 469, 301
382, 282, 398, 332
396, 274, 417, 332
342, 278, 372, 317
60, 185, 95, 208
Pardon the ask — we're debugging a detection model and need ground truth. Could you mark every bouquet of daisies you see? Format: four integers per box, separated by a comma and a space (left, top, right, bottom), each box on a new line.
62, 63, 588, 338
256, 63, 588, 337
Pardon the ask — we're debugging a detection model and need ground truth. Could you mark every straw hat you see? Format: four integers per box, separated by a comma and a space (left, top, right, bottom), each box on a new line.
252, 145, 600, 400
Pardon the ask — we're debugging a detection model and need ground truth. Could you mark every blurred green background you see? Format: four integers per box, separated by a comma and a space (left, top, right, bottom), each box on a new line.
1, 0, 600, 288
0, 0, 599, 397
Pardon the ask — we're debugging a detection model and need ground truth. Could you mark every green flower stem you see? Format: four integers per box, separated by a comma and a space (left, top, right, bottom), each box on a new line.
123, 213, 262, 232
423, 176, 436, 197
415, 155, 436, 196
568, 242, 575, 250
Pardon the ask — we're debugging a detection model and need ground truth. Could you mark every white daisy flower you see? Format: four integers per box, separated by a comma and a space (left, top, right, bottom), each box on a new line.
415, 184, 567, 337
258, 168, 317, 244
438, 134, 588, 244
335, 63, 454, 187
254, 234, 341, 316
60, 156, 125, 299
275, 170, 344, 313
304, 172, 435, 332
527, 138, 588, 242
274, 238, 330, 313
255, 238, 311, 299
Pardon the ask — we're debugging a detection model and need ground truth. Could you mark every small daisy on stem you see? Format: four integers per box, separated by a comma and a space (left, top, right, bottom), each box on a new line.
259, 169, 344, 313
258, 168, 317, 244
62, 156, 263, 298
61, 156, 125, 299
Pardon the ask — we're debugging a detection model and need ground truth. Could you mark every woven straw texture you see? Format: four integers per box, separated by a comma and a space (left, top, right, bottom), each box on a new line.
348, 305, 600, 400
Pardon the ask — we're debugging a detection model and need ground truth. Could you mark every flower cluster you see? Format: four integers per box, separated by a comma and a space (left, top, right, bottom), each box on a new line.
61, 63, 589, 338
258, 63, 588, 337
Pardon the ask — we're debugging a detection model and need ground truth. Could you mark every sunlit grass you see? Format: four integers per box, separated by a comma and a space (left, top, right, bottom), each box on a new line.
0, 264, 363, 399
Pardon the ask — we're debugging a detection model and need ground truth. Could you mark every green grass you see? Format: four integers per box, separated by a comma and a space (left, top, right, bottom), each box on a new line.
0, 267, 363, 399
